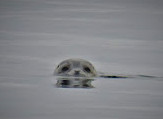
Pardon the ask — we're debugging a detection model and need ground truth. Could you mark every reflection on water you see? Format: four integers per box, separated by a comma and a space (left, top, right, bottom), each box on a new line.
55, 74, 161, 88
56, 77, 94, 88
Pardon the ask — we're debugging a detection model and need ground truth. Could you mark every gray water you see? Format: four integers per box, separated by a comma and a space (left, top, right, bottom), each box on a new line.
0, 0, 163, 119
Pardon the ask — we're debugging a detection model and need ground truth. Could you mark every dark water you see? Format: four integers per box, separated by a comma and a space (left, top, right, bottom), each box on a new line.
0, 0, 163, 119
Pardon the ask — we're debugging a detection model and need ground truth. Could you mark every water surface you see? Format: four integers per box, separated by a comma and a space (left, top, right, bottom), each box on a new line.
0, 0, 163, 119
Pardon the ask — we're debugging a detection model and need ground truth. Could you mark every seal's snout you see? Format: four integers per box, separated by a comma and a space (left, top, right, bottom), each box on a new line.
71, 68, 84, 77
74, 70, 80, 76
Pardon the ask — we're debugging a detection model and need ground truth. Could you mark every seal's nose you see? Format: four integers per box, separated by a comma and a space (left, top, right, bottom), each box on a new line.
74, 70, 80, 75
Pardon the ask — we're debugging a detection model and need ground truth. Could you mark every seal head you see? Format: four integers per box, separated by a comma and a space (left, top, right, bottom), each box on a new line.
54, 59, 97, 78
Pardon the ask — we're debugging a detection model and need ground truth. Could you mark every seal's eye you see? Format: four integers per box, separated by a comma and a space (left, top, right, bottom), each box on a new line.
61, 66, 70, 72
83, 67, 91, 73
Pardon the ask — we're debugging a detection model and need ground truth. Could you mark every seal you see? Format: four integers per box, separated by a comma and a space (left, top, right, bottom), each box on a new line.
54, 58, 131, 88
54, 58, 97, 77
54, 58, 97, 88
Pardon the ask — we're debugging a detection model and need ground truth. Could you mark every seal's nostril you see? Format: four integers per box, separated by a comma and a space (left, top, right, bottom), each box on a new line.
74, 71, 80, 75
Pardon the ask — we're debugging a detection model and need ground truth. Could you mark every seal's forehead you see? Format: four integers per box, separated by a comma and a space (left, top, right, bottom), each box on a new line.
72, 61, 80, 67
58, 59, 80, 67
58, 60, 70, 66
58, 59, 93, 68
